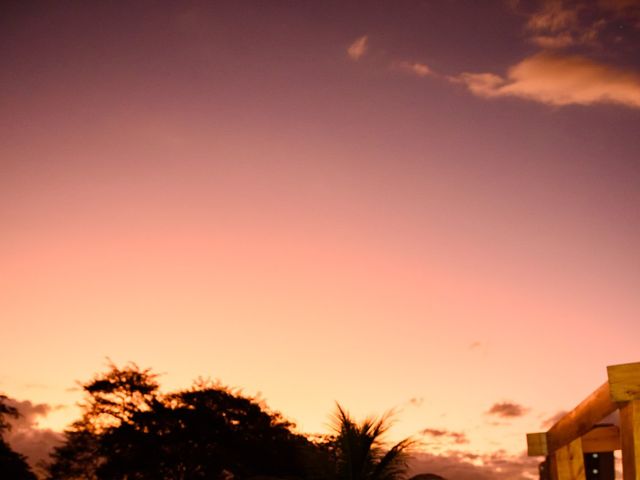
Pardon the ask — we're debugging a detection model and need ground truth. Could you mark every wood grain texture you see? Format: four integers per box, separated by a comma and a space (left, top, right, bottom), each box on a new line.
620, 400, 640, 480
554, 439, 586, 480
528, 432, 548, 456
608, 363, 640, 402
581, 425, 620, 453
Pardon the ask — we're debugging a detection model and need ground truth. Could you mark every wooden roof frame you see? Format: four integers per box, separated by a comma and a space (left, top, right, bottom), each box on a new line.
526, 362, 640, 480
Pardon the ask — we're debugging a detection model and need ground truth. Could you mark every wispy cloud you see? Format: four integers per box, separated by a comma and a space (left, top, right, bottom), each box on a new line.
394, 60, 432, 77
347, 35, 368, 61
527, 1, 580, 33
453, 52, 640, 108
486, 401, 529, 418
541, 410, 567, 428
421, 428, 469, 444
525, 1, 589, 48
521, 0, 640, 49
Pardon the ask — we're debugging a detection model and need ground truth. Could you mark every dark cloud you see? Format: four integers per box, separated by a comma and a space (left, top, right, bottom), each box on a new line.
420, 428, 468, 444
3, 397, 64, 477
408, 397, 425, 408
486, 401, 529, 418
408, 450, 539, 480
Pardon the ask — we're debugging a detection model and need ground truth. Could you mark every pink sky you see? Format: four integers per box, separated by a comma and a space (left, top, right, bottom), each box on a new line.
2, 1, 640, 477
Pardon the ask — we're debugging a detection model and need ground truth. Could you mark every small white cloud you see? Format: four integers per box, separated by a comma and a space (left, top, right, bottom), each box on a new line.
347, 35, 368, 60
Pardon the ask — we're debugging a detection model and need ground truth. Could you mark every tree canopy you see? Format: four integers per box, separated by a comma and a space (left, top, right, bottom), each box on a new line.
46, 363, 416, 480
47, 363, 332, 480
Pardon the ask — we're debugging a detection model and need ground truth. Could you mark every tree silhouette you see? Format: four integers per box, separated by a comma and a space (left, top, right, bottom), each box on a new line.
48, 363, 421, 480
47, 362, 159, 480
330, 403, 414, 480
47, 364, 330, 479
0, 394, 38, 480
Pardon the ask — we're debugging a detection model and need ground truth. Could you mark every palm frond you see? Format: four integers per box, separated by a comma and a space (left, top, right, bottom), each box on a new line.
371, 437, 415, 480
331, 403, 413, 480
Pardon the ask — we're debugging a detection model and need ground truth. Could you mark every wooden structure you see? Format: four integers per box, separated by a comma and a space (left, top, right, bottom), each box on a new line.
527, 362, 640, 480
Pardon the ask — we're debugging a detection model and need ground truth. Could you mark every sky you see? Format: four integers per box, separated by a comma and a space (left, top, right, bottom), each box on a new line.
1, 1, 639, 478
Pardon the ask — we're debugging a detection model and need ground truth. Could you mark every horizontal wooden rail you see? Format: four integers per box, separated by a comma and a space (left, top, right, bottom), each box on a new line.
581, 425, 620, 453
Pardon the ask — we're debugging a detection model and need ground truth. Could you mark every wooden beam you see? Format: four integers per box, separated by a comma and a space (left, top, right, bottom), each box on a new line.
546, 381, 618, 453
620, 399, 640, 480
555, 438, 586, 480
550, 454, 559, 480
531, 425, 620, 456
528, 432, 548, 456
608, 363, 640, 402
581, 425, 621, 453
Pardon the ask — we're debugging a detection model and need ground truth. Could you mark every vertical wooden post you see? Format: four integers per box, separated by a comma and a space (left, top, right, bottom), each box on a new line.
550, 453, 560, 480
620, 399, 640, 480
554, 438, 586, 480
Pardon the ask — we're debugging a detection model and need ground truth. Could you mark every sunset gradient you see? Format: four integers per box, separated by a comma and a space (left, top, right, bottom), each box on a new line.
1, 1, 639, 477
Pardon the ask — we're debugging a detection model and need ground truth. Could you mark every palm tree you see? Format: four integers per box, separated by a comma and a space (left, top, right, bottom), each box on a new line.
331, 403, 414, 480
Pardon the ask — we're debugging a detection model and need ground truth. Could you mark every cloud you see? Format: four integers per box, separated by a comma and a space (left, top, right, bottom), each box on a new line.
347, 35, 368, 60
541, 410, 567, 428
394, 61, 432, 77
408, 450, 539, 480
529, 32, 578, 48
486, 401, 529, 418
526, 1, 580, 34
539, 409, 620, 430
4, 398, 52, 429
420, 428, 468, 444
3, 397, 64, 476
521, 0, 640, 49
408, 397, 425, 407
454, 52, 640, 108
